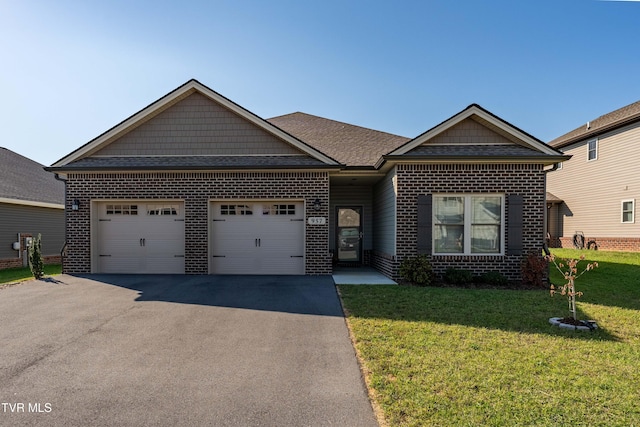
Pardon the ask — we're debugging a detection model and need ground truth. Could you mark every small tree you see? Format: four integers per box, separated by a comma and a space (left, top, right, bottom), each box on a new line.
28, 233, 45, 280
546, 253, 598, 321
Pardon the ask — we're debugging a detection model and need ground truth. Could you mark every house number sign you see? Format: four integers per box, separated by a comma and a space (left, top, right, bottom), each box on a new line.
307, 217, 326, 225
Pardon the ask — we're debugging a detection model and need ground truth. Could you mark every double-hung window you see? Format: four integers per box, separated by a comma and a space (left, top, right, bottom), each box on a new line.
622, 200, 635, 223
433, 194, 504, 255
587, 139, 598, 161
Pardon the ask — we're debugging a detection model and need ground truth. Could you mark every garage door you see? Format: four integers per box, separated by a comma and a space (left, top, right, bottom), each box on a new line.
97, 202, 185, 274
210, 201, 304, 275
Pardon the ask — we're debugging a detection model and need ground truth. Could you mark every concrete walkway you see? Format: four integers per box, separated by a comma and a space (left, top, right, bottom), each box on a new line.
0, 275, 379, 427
332, 267, 397, 285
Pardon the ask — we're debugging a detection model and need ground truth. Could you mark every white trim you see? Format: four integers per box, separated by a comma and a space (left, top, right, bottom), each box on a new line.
0, 197, 64, 210
432, 193, 505, 256
387, 105, 561, 157
621, 199, 635, 224
52, 80, 339, 167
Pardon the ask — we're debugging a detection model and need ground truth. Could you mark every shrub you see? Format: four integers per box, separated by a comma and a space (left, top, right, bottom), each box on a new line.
479, 270, 509, 287
521, 251, 548, 288
28, 234, 45, 280
443, 268, 473, 285
399, 254, 433, 286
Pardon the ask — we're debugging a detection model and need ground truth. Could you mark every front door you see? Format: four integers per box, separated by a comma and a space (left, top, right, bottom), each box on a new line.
336, 207, 362, 263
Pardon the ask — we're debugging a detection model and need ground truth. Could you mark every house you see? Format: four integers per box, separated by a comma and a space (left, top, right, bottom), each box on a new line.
47, 79, 566, 280
0, 147, 65, 269
547, 99, 640, 251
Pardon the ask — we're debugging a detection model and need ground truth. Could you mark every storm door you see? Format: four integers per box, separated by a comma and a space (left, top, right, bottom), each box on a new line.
336, 207, 362, 263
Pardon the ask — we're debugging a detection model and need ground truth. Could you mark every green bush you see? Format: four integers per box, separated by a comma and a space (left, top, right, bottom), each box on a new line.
443, 267, 473, 285
479, 270, 509, 286
28, 234, 45, 280
399, 254, 433, 286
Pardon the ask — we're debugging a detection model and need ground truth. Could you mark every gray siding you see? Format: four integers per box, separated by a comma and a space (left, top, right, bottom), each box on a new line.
547, 121, 640, 238
421, 117, 514, 146
95, 93, 303, 157
0, 203, 65, 258
372, 168, 397, 256
329, 185, 373, 251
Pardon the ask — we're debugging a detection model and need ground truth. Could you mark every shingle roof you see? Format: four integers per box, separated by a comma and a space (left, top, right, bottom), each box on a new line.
268, 112, 410, 167
60, 155, 331, 170
549, 99, 640, 148
0, 147, 64, 205
400, 144, 549, 158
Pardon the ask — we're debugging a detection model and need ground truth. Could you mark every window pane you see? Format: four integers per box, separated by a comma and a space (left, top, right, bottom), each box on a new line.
472, 197, 501, 224
434, 225, 464, 253
471, 225, 500, 253
622, 201, 634, 223
434, 197, 464, 224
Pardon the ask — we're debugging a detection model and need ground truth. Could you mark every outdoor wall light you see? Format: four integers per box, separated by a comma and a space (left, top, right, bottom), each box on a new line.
72, 199, 80, 211
313, 198, 322, 211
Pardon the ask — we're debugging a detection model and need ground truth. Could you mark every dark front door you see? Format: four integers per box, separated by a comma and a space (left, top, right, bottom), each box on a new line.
337, 207, 362, 263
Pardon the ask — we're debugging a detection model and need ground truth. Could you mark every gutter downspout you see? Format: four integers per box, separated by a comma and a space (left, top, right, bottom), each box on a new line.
542, 163, 560, 255
54, 173, 68, 272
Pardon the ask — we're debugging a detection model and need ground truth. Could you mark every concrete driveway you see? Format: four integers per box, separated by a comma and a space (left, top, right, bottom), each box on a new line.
0, 275, 378, 427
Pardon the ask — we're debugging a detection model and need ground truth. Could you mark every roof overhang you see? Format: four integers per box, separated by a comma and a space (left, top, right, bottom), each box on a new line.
51, 79, 340, 168
0, 197, 64, 210
384, 104, 564, 162
551, 114, 640, 149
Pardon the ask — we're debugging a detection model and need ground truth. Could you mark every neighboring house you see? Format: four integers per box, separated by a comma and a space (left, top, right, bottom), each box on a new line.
0, 147, 65, 269
547, 100, 640, 251
47, 79, 566, 280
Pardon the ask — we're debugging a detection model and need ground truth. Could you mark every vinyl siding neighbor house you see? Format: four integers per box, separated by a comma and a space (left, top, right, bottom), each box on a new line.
1, 147, 65, 269
547, 99, 640, 251
48, 79, 566, 280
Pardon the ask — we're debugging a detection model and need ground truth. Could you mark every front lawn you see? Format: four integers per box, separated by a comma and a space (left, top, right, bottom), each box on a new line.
340, 249, 640, 426
0, 264, 62, 286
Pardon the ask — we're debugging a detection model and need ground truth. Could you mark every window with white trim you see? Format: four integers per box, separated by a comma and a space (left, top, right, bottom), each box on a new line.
220, 204, 253, 215
147, 204, 179, 216
106, 204, 138, 215
433, 195, 504, 254
622, 199, 635, 223
263, 204, 296, 215
587, 139, 598, 161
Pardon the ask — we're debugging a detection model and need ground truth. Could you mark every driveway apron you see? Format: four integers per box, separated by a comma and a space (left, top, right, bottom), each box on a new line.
0, 275, 378, 427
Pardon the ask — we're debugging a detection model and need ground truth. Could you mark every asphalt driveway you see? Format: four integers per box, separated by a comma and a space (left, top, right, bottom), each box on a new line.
0, 275, 378, 427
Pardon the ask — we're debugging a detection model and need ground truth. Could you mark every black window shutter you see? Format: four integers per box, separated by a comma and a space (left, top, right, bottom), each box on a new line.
417, 195, 432, 254
507, 194, 524, 256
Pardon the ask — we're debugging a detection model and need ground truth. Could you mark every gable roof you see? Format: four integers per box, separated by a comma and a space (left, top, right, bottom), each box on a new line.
51, 79, 340, 169
549, 99, 640, 148
383, 104, 566, 166
0, 147, 64, 208
268, 112, 409, 167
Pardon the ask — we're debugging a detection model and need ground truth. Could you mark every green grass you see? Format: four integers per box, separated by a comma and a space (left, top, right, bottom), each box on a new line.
0, 264, 62, 285
340, 249, 640, 426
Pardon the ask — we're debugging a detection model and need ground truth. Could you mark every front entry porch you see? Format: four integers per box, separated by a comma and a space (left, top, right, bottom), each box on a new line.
332, 266, 397, 285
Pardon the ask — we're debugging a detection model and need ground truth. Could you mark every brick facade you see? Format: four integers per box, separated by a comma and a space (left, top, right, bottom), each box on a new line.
0, 255, 61, 270
555, 236, 640, 252
64, 171, 331, 275
383, 163, 546, 281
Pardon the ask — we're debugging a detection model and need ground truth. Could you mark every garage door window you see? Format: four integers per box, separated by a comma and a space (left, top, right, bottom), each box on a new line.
106, 204, 138, 215
220, 204, 253, 215
147, 204, 180, 216
263, 204, 296, 215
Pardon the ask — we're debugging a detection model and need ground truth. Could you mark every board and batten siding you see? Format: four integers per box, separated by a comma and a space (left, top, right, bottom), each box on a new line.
329, 185, 373, 251
372, 167, 397, 257
0, 203, 65, 258
547, 121, 640, 239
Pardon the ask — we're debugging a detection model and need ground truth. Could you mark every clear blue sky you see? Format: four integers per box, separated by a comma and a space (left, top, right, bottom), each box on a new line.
1, 0, 639, 165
